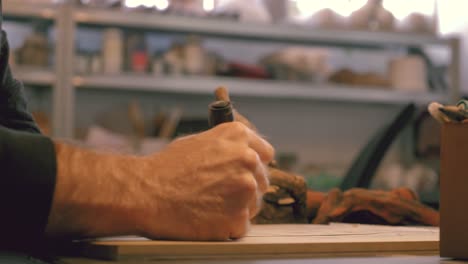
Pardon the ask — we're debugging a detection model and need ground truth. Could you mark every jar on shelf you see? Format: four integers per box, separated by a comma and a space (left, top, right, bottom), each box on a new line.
102, 28, 124, 75
16, 26, 50, 68
125, 32, 149, 73
388, 55, 428, 92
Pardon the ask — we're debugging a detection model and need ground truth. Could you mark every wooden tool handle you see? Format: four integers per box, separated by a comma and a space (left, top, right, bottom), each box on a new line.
213, 86, 277, 167
214, 86, 258, 132
215, 86, 231, 102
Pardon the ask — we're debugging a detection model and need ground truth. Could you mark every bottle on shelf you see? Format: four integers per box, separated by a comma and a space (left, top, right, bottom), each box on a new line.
102, 27, 124, 74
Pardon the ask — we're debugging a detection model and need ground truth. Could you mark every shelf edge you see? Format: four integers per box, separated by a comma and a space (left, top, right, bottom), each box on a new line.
73, 75, 447, 105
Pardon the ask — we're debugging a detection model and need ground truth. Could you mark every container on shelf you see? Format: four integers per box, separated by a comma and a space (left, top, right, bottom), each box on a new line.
102, 27, 124, 74
389, 55, 428, 92
125, 32, 149, 73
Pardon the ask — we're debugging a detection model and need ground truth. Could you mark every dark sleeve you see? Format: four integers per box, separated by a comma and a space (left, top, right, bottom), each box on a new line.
0, 126, 56, 252
0, 30, 41, 133
0, 31, 57, 253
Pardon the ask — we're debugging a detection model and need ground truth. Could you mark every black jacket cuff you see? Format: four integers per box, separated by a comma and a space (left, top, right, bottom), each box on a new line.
0, 126, 56, 251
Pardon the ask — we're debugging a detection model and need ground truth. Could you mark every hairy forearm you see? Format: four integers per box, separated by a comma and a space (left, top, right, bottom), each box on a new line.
45, 141, 150, 238
44, 122, 274, 241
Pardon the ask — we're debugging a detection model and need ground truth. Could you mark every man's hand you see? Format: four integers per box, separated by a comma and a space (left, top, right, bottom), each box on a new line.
46, 122, 274, 241
139, 122, 274, 240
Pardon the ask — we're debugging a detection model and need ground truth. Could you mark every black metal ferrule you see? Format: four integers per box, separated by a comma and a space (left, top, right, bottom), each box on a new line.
209, 100, 234, 127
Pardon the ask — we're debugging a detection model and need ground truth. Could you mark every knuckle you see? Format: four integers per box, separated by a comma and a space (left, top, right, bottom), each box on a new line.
213, 122, 249, 142
259, 172, 270, 193
229, 122, 249, 138
239, 175, 257, 194
250, 195, 263, 217
264, 142, 275, 162
242, 148, 260, 169
230, 211, 250, 239
231, 121, 247, 131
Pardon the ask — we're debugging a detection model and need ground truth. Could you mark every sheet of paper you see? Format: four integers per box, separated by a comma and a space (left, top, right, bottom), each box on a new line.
91, 223, 438, 242
75, 224, 439, 261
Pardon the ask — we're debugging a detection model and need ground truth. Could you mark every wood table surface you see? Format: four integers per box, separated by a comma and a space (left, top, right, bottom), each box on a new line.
60, 223, 442, 263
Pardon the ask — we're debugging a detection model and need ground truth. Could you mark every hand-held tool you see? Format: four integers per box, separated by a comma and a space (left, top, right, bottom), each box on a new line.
208, 100, 234, 127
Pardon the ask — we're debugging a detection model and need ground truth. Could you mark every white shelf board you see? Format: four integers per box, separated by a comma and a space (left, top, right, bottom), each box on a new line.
13, 68, 56, 86
3, 1, 57, 20
73, 74, 447, 105
73, 8, 450, 48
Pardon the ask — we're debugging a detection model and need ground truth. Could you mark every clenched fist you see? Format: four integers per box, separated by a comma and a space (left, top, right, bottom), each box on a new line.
139, 122, 274, 240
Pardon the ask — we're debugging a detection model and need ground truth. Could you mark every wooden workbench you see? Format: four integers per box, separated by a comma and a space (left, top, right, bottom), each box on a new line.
60, 224, 440, 263
59, 256, 468, 264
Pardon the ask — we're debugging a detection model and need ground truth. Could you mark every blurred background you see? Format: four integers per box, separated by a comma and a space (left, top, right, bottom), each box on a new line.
4, 0, 467, 208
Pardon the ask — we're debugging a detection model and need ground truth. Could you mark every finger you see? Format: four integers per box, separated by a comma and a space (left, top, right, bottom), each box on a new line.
248, 189, 263, 219
229, 209, 251, 239
238, 164, 264, 218
213, 122, 274, 164
229, 172, 262, 220
252, 154, 270, 193
245, 128, 275, 164
228, 172, 258, 208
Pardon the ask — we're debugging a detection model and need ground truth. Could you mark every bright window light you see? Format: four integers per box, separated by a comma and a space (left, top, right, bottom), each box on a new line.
154, 0, 169, 10
437, 0, 468, 34
295, 0, 327, 16
142, 1, 154, 8
124, 0, 169, 10
125, 0, 140, 8
383, 0, 435, 20
292, 0, 367, 17
333, 0, 367, 16
203, 0, 215, 12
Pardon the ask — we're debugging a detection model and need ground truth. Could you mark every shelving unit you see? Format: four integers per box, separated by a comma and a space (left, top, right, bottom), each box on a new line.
74, 74, 448, 105
73, 7, 450, 48
13, 68, 56, 86
3, 1, 461, 139
3, 0, 57, 20
3, 0, 57, 88
3, 0, 63, 136
71, 7, 458, 105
